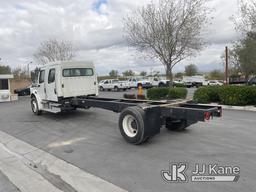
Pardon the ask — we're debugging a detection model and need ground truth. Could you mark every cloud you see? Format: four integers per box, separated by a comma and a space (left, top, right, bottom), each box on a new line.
0, 0, 240, 74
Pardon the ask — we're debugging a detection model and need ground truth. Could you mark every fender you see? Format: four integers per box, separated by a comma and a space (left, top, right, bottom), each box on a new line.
30, 90, 43, 110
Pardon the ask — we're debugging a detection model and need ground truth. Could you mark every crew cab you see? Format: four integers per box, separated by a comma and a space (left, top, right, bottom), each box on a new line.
30, 61, 98, 114
99, 79, 128, 91
127, 77, 152, 88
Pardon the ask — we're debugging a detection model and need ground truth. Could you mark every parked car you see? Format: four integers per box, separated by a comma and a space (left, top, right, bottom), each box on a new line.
127, 77, 152, 89
248, 76, 256, 86
14, 86, 31, 96
208, 80, 223, 86
99, 79, 128, 91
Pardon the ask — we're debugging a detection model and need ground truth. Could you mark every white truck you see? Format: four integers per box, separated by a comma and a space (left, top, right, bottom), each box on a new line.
30, 61, 222, 145
149, 77, 170, 87
99, 79, 128, 91
183, 76, 208, 88
127, 77, 152, 89
30, 61, 98, 114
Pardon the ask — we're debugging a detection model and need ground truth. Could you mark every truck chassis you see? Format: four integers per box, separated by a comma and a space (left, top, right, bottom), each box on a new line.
31, 95, 222, 145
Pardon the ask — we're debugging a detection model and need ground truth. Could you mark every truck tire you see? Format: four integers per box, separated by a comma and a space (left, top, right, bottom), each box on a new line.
119, 106, 146, 145
31, 97, 42, 115
114, 86, 119, 92
99, 86, 104, 91
165, 118, 187, 131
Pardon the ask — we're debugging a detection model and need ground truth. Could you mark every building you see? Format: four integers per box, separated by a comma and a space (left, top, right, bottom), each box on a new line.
0, 74, 16, 102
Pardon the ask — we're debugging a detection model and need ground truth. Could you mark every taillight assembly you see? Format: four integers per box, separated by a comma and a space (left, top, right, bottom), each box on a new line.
204, 112, 211, 121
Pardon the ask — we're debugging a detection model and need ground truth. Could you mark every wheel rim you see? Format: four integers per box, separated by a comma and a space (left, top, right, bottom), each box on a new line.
122, 115, 138, 137
31, 100, 37, 112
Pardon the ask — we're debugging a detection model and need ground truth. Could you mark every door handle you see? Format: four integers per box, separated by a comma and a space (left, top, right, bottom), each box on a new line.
54, 88, 57, 94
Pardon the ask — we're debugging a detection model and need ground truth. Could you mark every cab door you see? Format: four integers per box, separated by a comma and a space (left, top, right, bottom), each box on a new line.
46, 68, 58, 102
37, 69, 46, 100
104, 80, 111, 89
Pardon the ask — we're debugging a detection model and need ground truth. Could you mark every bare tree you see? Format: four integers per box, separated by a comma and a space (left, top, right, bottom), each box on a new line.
235, 0, 256, 35
124, 0, 210, 85
34, 39, 75, 65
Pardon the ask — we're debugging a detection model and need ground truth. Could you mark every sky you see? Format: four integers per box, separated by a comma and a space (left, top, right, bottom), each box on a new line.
0, 0, 241, 75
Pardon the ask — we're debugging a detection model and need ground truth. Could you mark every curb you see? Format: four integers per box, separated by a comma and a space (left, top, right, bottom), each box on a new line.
0, 130, 127, 192
200, 103, 256, 112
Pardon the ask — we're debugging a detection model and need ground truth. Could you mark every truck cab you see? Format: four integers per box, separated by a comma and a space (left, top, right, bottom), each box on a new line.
31, 61, 98, 114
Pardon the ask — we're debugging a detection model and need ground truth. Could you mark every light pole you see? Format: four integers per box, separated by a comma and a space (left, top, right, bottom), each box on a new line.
27, 61, 33, 78
225, 46, 229, 85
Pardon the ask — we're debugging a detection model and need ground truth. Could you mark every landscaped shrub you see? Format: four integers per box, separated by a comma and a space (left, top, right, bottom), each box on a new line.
147, 88, 169, 100
218, 86, 256, 106
193, 86, 221, 103
168, 88, 187, 99
147, 87, 187, 100
193, 85, 256, 106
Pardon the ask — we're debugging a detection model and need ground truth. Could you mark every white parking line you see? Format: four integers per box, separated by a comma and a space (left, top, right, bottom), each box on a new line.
0, 130, 127, 192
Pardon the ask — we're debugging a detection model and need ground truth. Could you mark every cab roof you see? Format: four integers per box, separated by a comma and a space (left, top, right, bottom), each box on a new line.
40, 61, 94, 69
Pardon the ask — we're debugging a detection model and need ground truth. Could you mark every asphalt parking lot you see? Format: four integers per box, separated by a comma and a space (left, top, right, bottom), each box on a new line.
0, 90, 255, 192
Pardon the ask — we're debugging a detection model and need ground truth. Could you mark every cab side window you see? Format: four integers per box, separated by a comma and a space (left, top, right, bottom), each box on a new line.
39, 70, 45, 84
48, 69, 55, 84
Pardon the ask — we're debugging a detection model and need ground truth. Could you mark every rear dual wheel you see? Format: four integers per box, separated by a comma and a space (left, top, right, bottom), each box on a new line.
119, 106, 145, 145
119, 106, 161, 144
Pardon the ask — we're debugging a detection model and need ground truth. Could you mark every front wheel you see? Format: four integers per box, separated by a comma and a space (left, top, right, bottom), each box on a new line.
31, 97, 42, 115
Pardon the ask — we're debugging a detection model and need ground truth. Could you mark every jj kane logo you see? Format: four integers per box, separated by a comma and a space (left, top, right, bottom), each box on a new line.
161, 163, 240, 183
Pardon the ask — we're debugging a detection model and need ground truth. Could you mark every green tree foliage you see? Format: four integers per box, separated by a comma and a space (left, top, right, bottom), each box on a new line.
122, 70, 135, 76
109, 70, 118, 77
185, 64, 198, 76
140, 71, 147, 76
234, 33, 256, 79
209, 70, 224, 80
175, 72, 184, 79
0, 65, 11, 74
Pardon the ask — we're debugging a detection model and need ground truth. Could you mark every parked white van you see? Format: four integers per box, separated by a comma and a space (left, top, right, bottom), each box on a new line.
30, 61, 98, 114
